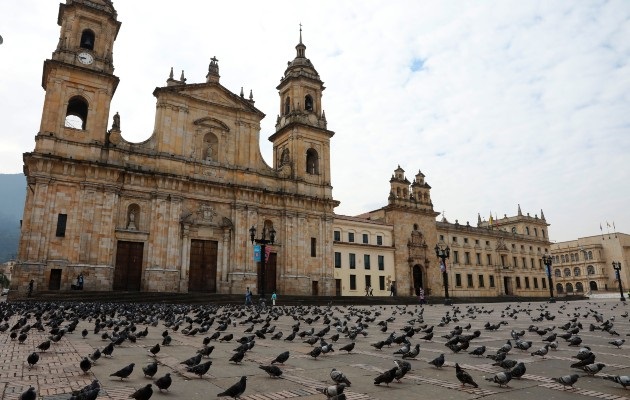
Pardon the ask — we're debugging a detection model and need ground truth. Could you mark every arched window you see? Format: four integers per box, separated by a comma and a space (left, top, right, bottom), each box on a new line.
534, 228, 538, 236
589, 281, 598, 291
526, 227, 530, 235
576, 282, 584, 292
556, 283, 564, 294
587, 265, 595, 275
203, 132, 218, 161
306, 148, 319, 174
304, 95, 313, 112
564, 268, 571, 277
588, 251, 593, 260
570, 254, 575, 262
542, 229, 545, 238
284, 97, 290, 115
127, 204, 140, 230
413, 223, 419, 231
65, 96, 89, 130
573, 267, 581, 276
554, 269, 561, 277
80, 29, 95, 50
561, 255, 565, 263
566, 283, 573, 293
555, 255, 559, 263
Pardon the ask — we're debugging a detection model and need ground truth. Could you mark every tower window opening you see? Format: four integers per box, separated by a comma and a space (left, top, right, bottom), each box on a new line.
64, 96, 89, 130
80, 30, 95, 50
305, 95, 313, 112
306, 148, 319, 174
284, 97, 290, 115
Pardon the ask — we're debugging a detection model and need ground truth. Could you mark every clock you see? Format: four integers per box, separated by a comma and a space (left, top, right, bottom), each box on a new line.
77, 52, 94, 65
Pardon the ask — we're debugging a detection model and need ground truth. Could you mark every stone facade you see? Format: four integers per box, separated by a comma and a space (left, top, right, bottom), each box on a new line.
551, 233, 630, 296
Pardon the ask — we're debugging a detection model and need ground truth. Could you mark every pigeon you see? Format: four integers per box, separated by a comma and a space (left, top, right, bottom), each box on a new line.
198, 345, 215, 357
80, 357, 92, 374
109, 363, 134, 380
609, 339, 625, 348
37, 340, 51, 352
509, 362, 526, 379
455, 363, 479, 388
142, 361, 158, 378
181, 353, 202, 367
394, 360, 412, 382
469, 346, 486, 357
149, 343, 160, 356
570, 353, 596, 368
89, 348, 101, 363
129, 384, 153, 400
330, 368, 351, 386
220, 333, 234, 342
162, 335, 172, 346
553, 374, 579, 389
229, 351, 245, 364
19, 386, 36, 400
82, 329, 89, 338
187, 360, 212, 378
339, 342, 355, 353
371, 341, 386, 350
429, 353, 445, 368
487, 351, 507, 362
402, 344, 420, 359
493, 359, 518, 370
308, 346, 322, 359
259, 365, 283, 378
271, 351, 289, 364
374, 366, 398, 386
70, 379, 100, 398
102, 342, 115, 357
603, 375, 630, 389
154, 373, 172, 392
217, 376, 247, 399
581, 363, 605, 376
317, 383, 346, 399
26, 352, 39, 369
485, 371, 512, 387
530, 344, 549, 358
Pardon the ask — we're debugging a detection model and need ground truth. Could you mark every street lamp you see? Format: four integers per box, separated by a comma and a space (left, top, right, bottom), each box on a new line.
434, 243, 452, 306
249, 225, 276, 302
542, 254, 555, 303
612, 262, 626, 302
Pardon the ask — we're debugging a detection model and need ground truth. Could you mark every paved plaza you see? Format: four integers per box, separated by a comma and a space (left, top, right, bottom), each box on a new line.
0, 297, 629, 400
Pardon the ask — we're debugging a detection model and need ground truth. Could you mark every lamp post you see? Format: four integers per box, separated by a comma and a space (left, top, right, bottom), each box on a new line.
249, 225, 276, 302
542, 254, 555, 303
434, 244, 452, 306
612, 262, 626, 302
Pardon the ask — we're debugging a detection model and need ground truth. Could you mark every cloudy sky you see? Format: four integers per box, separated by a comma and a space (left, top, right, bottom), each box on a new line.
1, 1, 629, 242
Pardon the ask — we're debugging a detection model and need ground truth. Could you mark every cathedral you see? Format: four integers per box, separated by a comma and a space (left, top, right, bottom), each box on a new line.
13, 0, 553, 299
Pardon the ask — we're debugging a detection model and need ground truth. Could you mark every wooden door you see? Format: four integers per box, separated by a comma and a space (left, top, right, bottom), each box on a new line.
335, 279, 341, 296
189, 240, 218, 292
257, 252, 277, 295
114, 241, 144, 291
503, 277, 513, 295
49, 269, 61, 290
312, 280, 319, 296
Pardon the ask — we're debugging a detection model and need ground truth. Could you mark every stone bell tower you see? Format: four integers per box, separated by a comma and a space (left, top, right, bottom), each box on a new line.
269, 28, 334, 199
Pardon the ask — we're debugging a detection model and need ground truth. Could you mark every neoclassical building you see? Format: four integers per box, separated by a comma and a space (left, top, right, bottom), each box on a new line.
13, 0, 554, 299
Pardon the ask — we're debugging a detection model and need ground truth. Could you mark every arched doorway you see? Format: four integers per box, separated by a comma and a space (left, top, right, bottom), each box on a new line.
589, 281, 598, 291
556, 283, 564, 294
412, 265, 423, 296
576, 282, 584, 292
566, 283, 574, 293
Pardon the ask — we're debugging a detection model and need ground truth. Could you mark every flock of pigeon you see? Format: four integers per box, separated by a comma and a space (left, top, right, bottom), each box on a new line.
1, 298, 629, 400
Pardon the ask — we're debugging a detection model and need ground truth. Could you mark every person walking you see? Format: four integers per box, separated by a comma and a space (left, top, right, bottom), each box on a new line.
271, 291, 277, 306
245, 287, 252, 306
27, 279, 34, 297
419, 288, 426, 305
390, 283, 395, 296
77, 273, 84, 290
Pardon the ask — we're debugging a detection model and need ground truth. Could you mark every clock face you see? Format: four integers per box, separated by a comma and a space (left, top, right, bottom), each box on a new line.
77, 52, 94, 65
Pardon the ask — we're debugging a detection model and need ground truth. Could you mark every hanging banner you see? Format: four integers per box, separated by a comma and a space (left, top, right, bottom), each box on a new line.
253, 245, 261, 262
265, 245, 272, 262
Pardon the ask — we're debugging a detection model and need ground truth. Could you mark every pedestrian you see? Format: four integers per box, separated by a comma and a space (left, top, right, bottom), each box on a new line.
27, 279, 34, 297
390, 283, 395, 296
245, 287, 252, 306
365, 286, 370, 296
271, 291, 277, 306
369, 287, 373, 296
419, 288, 425, 305
77, 273, 84, 290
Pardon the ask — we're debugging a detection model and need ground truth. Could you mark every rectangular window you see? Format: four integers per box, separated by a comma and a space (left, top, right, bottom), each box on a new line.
486, 240, 490, 246
539, 259, 543, 269
334, 252, 341, 268
379, 276, 385, 290
364, 254, 371, 269
439, 234, 444, 241
476, 253, 481, 265
455, 273, 462, 287
530, 258, 535, 268
487, 254, 492, 265
516, 277, 521, 289
56, 213, 67, 237
501, 255, 506, 267
378, 255, 384, 270
349, 275, 356, 290
452, 236, 458, 243
475, 239, 480, 245
348, 232, 355, 243
525, 277, 530, 289
542, 278, 547, 289
464, 238, 469, 244
465, 252, 471, 265
349, 253, 356, 269
310, 237, 316, 257
453, 251, 459, 264
489, 275, 495, 287
365, 275, 371, 291
467, 274, 473, 288
478, 275, 485, 287
377, 235, 383, 246
334, 230, 341, 241
522, 257, 527, 268
534, 277, 539, 289
362, 234, 369, 244
513, 256, 518, 268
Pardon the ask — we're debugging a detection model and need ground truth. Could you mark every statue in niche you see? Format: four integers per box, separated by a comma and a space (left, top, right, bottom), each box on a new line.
205, 144, 213, 161
281, 148, 290, 165
112, 112, 120, 130
127, 210, 137, 230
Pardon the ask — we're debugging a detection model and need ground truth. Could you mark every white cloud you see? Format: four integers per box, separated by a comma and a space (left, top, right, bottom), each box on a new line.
0, 0, 629, 242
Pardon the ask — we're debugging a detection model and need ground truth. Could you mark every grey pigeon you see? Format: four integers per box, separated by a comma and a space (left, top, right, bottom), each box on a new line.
485, 371, 512, 387
330, 368, 351, 386
469, 346, 486, 357
402, 344, 420, 359
374, 366, 398, 386
308, 346, 322, 359
149, 343, 160, 356
609, 339, 625, 348
181, 353, 202, 367
80, 357, 92, 374
581, 363, 605, 376
271, 351, 289, 364
187, 360, 212, 378
394, 360, 411, 382
530, 344, 549, 358
603, 375, 630, 389
339, 342, 355, 353
19, 386, 36, 400
455, 363, 478, 388
110, 363, 134, 380
493, 359, 518, 369
552, 374, 579, 389
429, 353, 445, 368
229, 351, 245, 364
509, 362, 526, 379
142, 361, 158, 378
259, 365, 283, 378
316, 383, 346, 400
26, 352, 39, 369
217, 376, 247, 399
154, 373, 172, 392
129, 384, 153, 400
